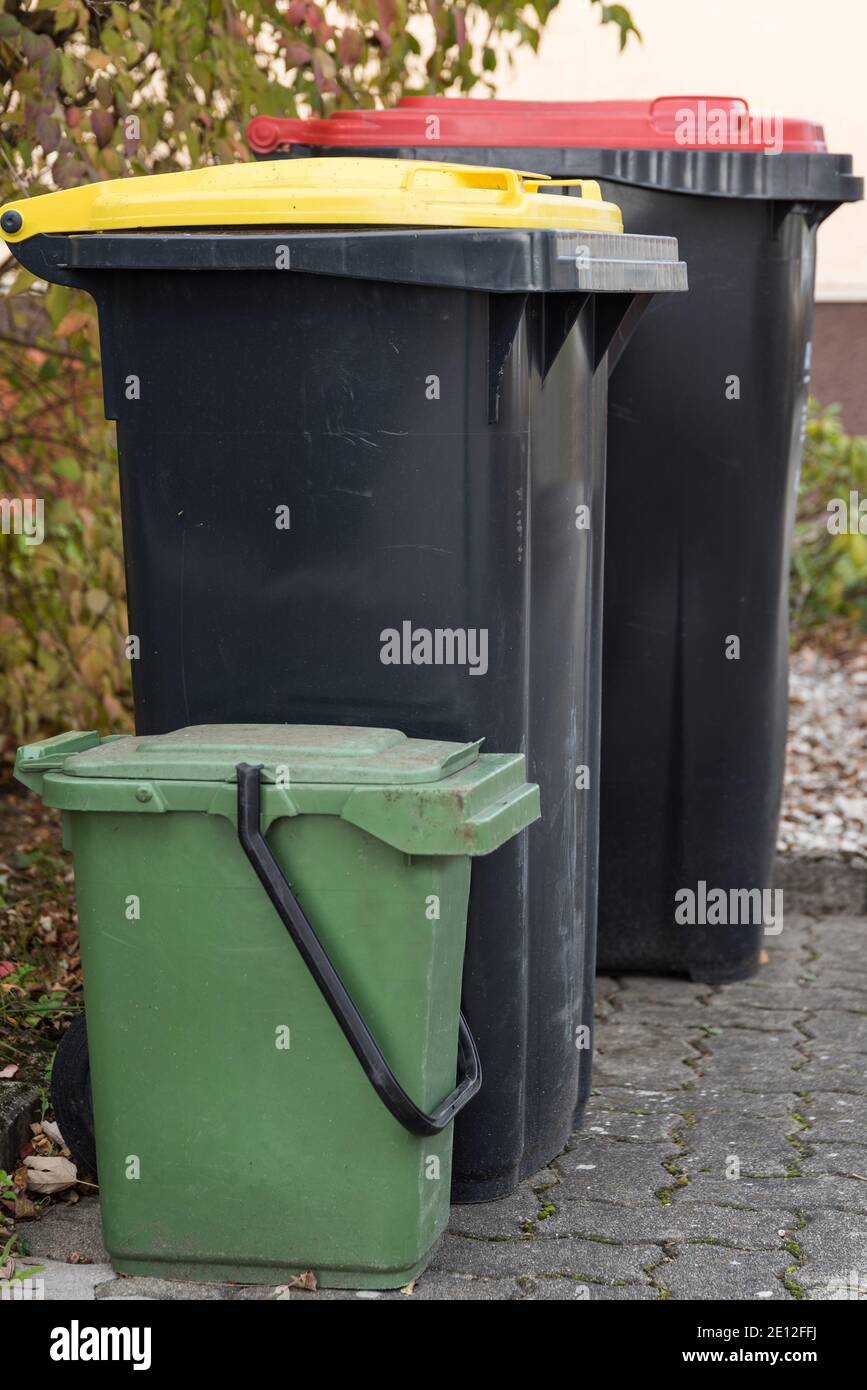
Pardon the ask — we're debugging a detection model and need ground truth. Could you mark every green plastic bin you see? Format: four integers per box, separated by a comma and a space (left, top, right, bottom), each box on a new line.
15, 724, 539, 1289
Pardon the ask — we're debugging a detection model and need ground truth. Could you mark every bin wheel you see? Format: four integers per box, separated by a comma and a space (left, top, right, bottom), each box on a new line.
51, 1013, 98, 1180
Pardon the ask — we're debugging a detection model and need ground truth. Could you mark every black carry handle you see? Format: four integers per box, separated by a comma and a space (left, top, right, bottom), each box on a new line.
235, 763, 481, 1137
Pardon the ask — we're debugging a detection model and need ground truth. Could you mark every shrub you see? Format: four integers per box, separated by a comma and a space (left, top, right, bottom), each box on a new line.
791, 401, 867, 645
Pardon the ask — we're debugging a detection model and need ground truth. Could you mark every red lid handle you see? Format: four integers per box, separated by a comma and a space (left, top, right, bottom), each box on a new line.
649, 95, 750, 131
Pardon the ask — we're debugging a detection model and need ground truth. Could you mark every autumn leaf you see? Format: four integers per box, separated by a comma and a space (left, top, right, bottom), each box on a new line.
54, 310, 93, 339
24, 1155, 78, 1195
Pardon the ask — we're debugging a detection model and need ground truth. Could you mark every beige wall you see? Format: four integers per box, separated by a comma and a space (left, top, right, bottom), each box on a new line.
495, 0, 866, 300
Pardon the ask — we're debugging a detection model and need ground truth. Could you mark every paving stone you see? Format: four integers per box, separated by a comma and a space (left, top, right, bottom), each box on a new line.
517, 1275, 658, 1300
23, 1196, 108, 1264
789, 1055, 867, 1091
228, 1279, 513, 1302
98, 1294, 158, 1301
680, 1113, 803, 1178
748, 959, 820, 990
430, 1232, 658, 1284
94, 1275, 230, 1300
693, 1066, 808, 1094
800, 1100, 867, 1144
698, 1008, 809, 1033
508, 1197, 796, 1250
678, 1088, 802, 1119
448, 1176, 556, 1238
774, 855, 867, 919
657, 1246, 790, 1300
800, 1013, 867, 1053
675, 1173, 867, 1215
711, 986, 867, 1013
810, 915, 867, 942
796, 1209, 867, 1300
589, 1087, 697, 1113
600, 1004, 713, 1031
593, 1034, 700, 1088
801, 1094, 864, 1117
613, 978, 713, 1008
411, 1274, 524, 1301
798, 1143, 867, 1177
699, 1032, 803, 1071
555, 1139, 675, 1204
5, 1258, 117, 1301
581, 1108, 683, 1143
803, 970, 867, 998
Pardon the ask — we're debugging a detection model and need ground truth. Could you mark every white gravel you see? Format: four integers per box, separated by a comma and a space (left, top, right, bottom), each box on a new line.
779, 643, 867, 861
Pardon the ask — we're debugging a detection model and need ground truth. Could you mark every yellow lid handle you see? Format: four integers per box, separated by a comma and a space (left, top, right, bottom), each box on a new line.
522, 178, 604, 202
400, 164, 536, 206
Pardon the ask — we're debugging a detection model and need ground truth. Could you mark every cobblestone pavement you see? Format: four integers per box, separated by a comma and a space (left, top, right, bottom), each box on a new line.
11, 909, 867, 1302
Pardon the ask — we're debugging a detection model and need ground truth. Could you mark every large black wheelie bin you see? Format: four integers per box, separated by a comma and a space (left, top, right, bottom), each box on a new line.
2, 157, 686, 1199
248, 96, 863, 984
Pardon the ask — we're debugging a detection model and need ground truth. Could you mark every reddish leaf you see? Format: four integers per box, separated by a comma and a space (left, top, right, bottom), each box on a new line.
54, 310, 93, 338
91, 110, 116, 149
338, 29, 363, 65
280, 40, 311, 68
377, 0, 398, 29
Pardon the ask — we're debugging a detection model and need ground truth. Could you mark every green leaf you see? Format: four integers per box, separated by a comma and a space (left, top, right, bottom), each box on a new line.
52, 457, 82, 483
59, 54, 86, 99
7, 268, 38, 298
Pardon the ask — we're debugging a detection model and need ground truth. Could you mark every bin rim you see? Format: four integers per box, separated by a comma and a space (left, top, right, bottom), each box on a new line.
252, 144, 863, 206
6, 222, 687, 296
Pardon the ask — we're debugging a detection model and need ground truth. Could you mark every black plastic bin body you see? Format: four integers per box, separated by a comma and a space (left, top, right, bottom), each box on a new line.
6, 201, 685, 1199
268, 129, 863, 985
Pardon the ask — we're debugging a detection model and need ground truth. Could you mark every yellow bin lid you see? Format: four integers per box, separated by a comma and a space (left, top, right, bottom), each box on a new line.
0, 157, 623, 242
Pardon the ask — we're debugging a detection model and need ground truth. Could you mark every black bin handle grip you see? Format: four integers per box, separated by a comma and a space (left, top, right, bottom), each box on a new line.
235, 762, 481, 1137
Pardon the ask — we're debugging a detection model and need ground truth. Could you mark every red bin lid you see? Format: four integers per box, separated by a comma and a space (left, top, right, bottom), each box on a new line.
247, 96, 827, 156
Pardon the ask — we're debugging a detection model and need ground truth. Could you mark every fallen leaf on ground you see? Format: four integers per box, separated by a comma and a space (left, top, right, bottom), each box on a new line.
41, 1119, 65, 1148
0, 1065, 18, 1079
285, 1271, 318, 1291
401, 1279, 416, 1296
23, 1155, 77, 1194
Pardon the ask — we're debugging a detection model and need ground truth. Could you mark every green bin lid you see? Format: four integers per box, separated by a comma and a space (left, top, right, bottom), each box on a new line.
53, 723, 483, 786
14, 726, 540, 858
